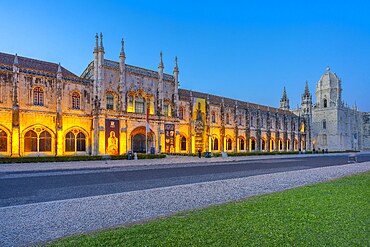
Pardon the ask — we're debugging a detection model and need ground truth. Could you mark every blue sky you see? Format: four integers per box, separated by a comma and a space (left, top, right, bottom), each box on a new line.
1, 0, 369, 110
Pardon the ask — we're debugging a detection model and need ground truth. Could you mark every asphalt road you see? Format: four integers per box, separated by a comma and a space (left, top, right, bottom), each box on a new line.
1, 154, 369, 208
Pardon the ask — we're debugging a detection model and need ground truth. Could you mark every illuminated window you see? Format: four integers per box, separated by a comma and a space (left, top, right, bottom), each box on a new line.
164, 102, 170, 116
24, 130, 51, 152
135, 96, 144, 113
0, 129, 7, 152
227, 138, 232, 151
33, 87, 44, 106
72, 92, 80, 110
180, 136, 186, 151
213, 138, 219, 151
65, 131, 86, 152
24, 130, 37, 152
106, 93, 114, 110
179, 107, 184, 120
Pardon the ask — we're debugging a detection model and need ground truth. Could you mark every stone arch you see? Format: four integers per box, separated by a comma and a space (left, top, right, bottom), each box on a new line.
130, 126, 156, 153
21, 124, 55, 156
64, 127, 90, 154
270, 137, 275, 152
0, 125, 11, 156
179, 133, 188, 152
238, 136, 246, 151
250, 137, 257, 152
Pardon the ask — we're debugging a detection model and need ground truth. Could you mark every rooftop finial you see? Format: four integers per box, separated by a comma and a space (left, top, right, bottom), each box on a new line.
304, 80, 310, 96
282, 86, 288, 101
95, 33, 99, 48
120, 38, 125, 58
326, 66, 330, 71
13, 53, 19, 65
159, 51, 164, 68
57, 63, 62, 73
100, 32, 103, 48
174, 56, 178, 73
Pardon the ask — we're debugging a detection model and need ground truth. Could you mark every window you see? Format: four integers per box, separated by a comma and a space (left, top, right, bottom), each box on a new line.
262, 139, 266, 151
24, 130, 51, 152
251, 139, 256, 151
239, 138, 245, 150
212, 112, 216, 123
106, 93, 114, 110
180, 136, 186, 151
227, 138, 232, 151
65, 131, 86, 152
72, 92, 80, 110
24, 130, 37, 152
164, 102, 169, 116
250, 116, 254, 127
0, 129, 7, 152
33, 87, 44, 106
213, 138, 219, 151
128, 95, 134, 112
179, 107, 184, 120
279, 140, 283, 151
324, 99, 327, 108
226, 113, 230, 124
323, 120, 326, 129
135, 96, 144, 113
239, 115, 242, 126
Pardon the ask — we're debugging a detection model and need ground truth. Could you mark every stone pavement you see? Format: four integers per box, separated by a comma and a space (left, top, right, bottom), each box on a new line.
0, 151, 367, 173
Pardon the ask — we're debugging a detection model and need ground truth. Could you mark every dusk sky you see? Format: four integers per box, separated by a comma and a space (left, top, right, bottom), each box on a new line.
1, 0, 369, 111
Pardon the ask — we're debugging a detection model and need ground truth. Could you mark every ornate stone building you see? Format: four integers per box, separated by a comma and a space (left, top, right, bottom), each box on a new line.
0, 34, 368, 157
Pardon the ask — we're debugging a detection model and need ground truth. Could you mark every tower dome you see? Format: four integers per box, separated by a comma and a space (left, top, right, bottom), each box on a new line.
316, 67, 342, 108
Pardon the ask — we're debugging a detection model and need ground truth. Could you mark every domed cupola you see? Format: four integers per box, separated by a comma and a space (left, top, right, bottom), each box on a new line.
315, 67, 342, 108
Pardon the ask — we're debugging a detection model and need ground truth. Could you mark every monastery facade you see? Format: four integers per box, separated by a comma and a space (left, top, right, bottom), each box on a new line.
0, 34, 368, 157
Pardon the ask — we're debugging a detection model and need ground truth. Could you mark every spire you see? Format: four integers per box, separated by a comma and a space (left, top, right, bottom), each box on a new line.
13, 53, 18, 65
94, 33, 99, 51
120, 38, 125, 58
57, 63, 62, 73
158, 51, 164, 69
304, 80, 310, 96
174, 56, 178, 73
99, 32, 104, 52
281, 86, 288, 101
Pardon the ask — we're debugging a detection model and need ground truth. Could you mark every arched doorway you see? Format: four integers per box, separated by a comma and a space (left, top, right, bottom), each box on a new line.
130, 126, 155, 153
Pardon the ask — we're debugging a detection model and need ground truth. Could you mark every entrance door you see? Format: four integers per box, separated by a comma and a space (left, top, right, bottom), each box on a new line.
132, 134, 146, 153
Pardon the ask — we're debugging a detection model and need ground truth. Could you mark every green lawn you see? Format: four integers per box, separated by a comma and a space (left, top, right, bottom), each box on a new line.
50, 172, 370, 247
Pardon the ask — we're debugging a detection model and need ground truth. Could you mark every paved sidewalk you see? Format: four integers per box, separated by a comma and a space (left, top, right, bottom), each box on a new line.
0, 152, 367, 173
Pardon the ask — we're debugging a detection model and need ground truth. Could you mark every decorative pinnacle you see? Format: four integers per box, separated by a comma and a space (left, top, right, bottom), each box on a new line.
120, 38, 125, 58
281, 86, 288, 101
174, 56, 179, 73
304, 80, 310, 96
57, 63, 62, 73
159, 51, 164, 69
99, 33, 103, 48
95, 33, 99, 48
13, 53, 19, 65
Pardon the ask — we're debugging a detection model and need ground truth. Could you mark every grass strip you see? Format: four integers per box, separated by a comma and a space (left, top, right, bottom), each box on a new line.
50, 171, 370, 246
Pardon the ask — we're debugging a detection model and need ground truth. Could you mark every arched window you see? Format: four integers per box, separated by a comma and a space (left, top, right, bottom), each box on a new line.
106, 93, 114, 110
135, 96, 144, 113
33, 87, 44, 106
226, 113, 230, 124
262, 139, 266, 151
179, 107, 184, 120
24, 130, 37, 152
180, 136, 186, 151
39, 131, 51, 152
213, 138, 219, 151
127, 95, 134, 112
279, 139, 283, 151
251, 139, 256, 151
212, 112, 216, 123
65, 132, 75, 152
72, 92, 80, 110
227, 138, 232, 151
323, 120, 326, 129
24, 130, 51, 152
324, 99, 328, 108
0, 129, 7, 152
270, 139, 275, 151
239, 115, 243, 126
164, 102, 170, 116
65, 131, 86, 152
239, 138, 245, 150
